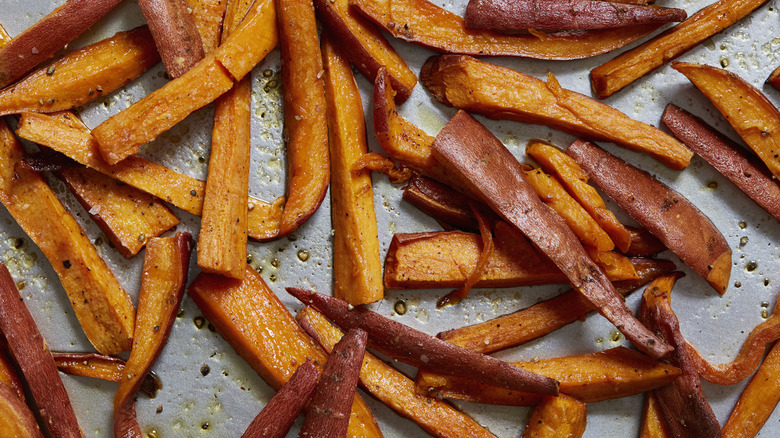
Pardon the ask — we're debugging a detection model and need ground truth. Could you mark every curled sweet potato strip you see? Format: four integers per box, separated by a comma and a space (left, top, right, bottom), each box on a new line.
352, 152, 413, 184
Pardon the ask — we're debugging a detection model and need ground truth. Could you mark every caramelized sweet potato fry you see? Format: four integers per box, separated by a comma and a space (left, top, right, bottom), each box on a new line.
0, 264, 83, 437
58, 165, 180, 258
0, 26, 160, 117
521, 394, 586, 438
429, 111, 669, 358
422, 56, 691, 169
53, 352, 126, 383
0, 384, 42, 438
183, 0, 228, 53
188, 267, 383, 437
640, 393, 671, 438
351, 0, 662, 59
0, 0, 123, 88
324, 37, 382, 305
402, 175, 481, 232
590, 0, 770, 98
567, 139, 732, 294
626, 226, 667, 257
0, 118, 135, 354
0, 338, 24, 402
297, 306, 497, 438
768, 65, 780, 91
138, 0, 205, 78
416, 347, 680, 405
92, 0, 278, 164
673, 62, 780, 181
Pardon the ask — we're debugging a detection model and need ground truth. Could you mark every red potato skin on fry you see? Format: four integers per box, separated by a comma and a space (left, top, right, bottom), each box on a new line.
0, 0, 123, 88
662, 104, 780, 222
242, 360, 318, 438
287, 287, 559, 396
566, 139, 732, 294
464, 0, 686, 32
138, 0, 205, 78
300, 329, 368, 438
429, 111, 670, 359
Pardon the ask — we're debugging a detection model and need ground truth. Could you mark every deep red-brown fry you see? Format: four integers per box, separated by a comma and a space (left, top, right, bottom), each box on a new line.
287, 287, 559, 396
241, 360, 319, 438
0, 264, 83, 438
138, 0, 205, 78
300, 329, 368, 438
0, 383, 42, 438
402, 175, 482, 232
626, 226, 667, 257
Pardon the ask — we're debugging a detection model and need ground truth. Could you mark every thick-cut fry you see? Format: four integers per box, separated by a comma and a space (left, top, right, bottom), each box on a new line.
673, 62, 780, 181
114, 233, 192, 438
276, 0, 330, 237
324, 37, 382, 305
138, 0, 205, 78
526, 140, 631, 252
521, 394, 586, 438
416, 347, 680, 405
0, 26, 160, 117
429, 111, 669, 358
0, 118, 134, 354
313, 0, 417, 103
721, 341, 780, 438
0, 264, 83, 437
297, 306, 497, 438
183, 0, 228, 53
0, 0, 123, 88
58, 165, 179, 258
187, 267, 383, 438
53, 352, 126, 383
590, 0, 770, 98
351, 0, 662, 59
0, 384, 42, 438
92, 0, 278, 164
567, 139, 732, 294
640, 393, 671, 438
421, 55, 691, 169
15, 111, 283, 240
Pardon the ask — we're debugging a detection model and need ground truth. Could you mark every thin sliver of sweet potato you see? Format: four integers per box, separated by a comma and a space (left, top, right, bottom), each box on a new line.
0, 384, 42, 438
138, 0, 205, 78
520, 394, 586, 438
53, 352, 126, 383
402, 175, 480, 232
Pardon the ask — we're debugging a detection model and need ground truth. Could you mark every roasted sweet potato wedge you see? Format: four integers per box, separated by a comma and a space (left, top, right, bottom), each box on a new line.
421, 55, 691, 169
640, 393, 671, 438
0, 384, 42, 438
351, 0, 662, 59
567, 139, 731, 294
138, 0, 205, 78
521, 394, 586, 438
183, 0, 227, 53
590, 0, 770, 98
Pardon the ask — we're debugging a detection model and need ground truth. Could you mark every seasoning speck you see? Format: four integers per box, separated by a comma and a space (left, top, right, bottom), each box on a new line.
200, 364, 210, 376
394, 300, 407, 315
193, 316, 206, 329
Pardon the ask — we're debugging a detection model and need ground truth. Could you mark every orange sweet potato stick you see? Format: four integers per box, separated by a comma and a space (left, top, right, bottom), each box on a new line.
520, 394, 586, 437
53, 352, 126, 383
183, 0, 228, 53
0, 383, 42, 438
138, 0, 205, 78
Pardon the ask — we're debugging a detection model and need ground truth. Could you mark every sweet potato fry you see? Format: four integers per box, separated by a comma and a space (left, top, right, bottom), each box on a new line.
183, 0, 228, 53
421, 55, 691, 169
567, 139, 732, 294
53, 352, 126, 383
521, 394, 586, 438
0, 0, 123, 88
138, 0, 205, 78
0, 118, 135, 354
0, 384, 42, 438
0, 264, 83, 437
662, 104, 780, 222
416, 347, 680, 405
590, 0, 770, 98
114, 233, 192, 438
673, 62, 780, 181
57, 165, 179, 258
640, 393, 671, 438
188, 267, 383, 437
15, 111, 283, 241
437, 257, 675, 354
351, 0, 662, 59
0, 26, 160, 117
324, 37, 383, 305
626, 226, 667, 257
288, 287, 560, 395
525, 140, 631, 252
0, 339, 24, 402
465, 0, 685, 32
768, 65, 780, 91
402, 175, 480, 232
297, 306, 497, 438
92, 0, 278, 164
429, 111, 669, 358
242, 359, 318, 438
314, 0, 416, 103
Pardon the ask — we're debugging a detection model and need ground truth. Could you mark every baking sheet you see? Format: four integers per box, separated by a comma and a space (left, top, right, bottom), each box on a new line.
2, 0, 780, 436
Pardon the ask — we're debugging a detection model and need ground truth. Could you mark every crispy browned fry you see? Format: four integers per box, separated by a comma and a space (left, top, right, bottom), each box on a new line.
521, 394, 586, 438
768, 65, 780, 91
590, 0, 770, 98
0, 26, 159, 117
0, 118, 134, 354
351, 0, 662, 59
138, 0, 205, 78
0, 383, 42, 438
567, 139, 732, 294
58, 165, 179, 258
0, 0, 123, 88
422, 55, 691, 169
639, 274, 721, 438
188, 267, 383, 437
324, 37, 382, 305
183, 0, 228, 53
416, 347, 680, 405
0, 264, 83, 437
297, 306, 497, 438
640, 393, 671, 438
15, 111, 283, 241
673, 62, 780, 182
52, 352, 125, 383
